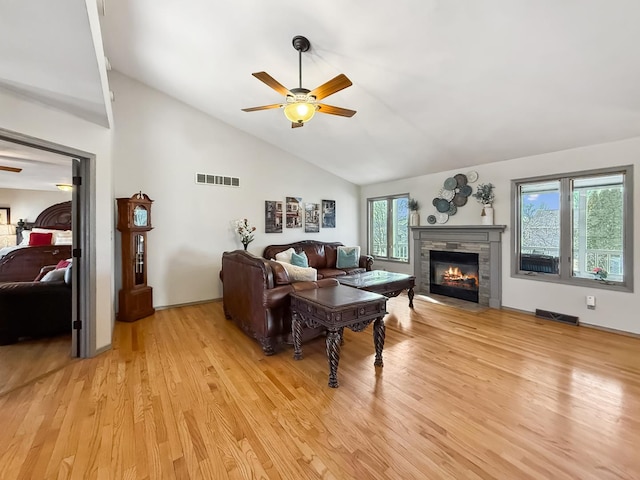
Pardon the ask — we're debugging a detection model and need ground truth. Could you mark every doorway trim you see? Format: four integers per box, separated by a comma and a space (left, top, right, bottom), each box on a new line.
0, 128, 97, 357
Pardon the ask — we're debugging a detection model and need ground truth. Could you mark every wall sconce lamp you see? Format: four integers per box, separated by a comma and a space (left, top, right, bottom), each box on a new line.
56, 184, 73, 192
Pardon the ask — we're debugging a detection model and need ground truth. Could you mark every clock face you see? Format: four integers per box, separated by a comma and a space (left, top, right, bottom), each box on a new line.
133, 205, 148, 227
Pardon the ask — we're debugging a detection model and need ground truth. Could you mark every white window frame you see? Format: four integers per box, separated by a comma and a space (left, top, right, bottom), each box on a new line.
367, 193, 410, 263
511, 165, 633, 292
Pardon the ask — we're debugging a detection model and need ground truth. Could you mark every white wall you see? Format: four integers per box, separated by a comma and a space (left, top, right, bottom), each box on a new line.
0, 90, 114, 350
109, 72, 361, 308
0, 188, 71, 222
361, 137, 640, 335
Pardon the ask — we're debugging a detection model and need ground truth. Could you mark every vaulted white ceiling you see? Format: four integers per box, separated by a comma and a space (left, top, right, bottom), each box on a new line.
3, 0, 640, 187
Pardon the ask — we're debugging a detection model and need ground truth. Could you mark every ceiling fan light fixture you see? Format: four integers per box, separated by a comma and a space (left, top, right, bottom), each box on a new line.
283, 101, 317, 124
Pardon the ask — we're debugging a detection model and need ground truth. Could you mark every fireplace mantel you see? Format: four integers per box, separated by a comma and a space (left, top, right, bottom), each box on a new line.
412, 225, 506, 308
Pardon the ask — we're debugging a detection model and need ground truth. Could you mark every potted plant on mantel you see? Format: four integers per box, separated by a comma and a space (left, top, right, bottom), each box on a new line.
471, 183, 495, 225
408, 198, 420, 226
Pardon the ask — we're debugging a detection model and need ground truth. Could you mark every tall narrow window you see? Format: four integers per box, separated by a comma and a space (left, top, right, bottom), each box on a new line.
368, 194, 409, 262
512, 166, 633, 291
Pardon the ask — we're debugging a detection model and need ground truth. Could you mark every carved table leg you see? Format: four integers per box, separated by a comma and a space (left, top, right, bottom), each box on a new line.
326, 329, 341, 388
373, 316, 385, 367
292, 311, 303, 360
408, 287, 415, 308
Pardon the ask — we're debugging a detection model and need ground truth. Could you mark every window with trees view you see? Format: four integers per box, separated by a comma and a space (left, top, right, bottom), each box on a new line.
368, 194, 409, 262
512, 166, 633, 291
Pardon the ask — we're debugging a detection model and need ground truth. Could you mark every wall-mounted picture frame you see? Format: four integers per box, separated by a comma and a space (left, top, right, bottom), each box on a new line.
305, 203, 320, 233
0, 208, 10, 225
286, 197, 302, 228
322, 200, 335, 228
265, 200, 283, 233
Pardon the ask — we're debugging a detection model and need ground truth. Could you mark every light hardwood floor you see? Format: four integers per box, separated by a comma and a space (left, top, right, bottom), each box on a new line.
0, 333, 74, 397
0, 295, 638, 479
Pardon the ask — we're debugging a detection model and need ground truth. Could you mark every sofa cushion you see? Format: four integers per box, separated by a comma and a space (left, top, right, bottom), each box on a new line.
336, 246, 360, 268
275, 247, 296, 263
301, 243, 326, 269
317, 268, 347, 279
290, 251, 309, 267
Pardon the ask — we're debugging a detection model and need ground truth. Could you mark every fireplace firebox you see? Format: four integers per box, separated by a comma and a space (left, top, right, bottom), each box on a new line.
430, 250, 479, 302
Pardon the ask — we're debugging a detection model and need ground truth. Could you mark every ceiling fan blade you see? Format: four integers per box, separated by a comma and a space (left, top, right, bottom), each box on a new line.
0, 165, 22, 173
241, 104, 283, 112
309, 74, 352, 101
291, 122, 304, 129
316, 104, 357, 118
251, 72, 291, 96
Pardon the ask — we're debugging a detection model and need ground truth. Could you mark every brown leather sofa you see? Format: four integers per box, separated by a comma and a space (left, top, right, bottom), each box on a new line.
221, 240, 373, 355
0, 265, 72, 345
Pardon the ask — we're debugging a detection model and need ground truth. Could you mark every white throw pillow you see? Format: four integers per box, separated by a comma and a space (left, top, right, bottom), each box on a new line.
41, 268, 67, 282
274, 247, 296, 264
275, 260, 317, 282
54, 230, 73, 245
19, 230, 32, 245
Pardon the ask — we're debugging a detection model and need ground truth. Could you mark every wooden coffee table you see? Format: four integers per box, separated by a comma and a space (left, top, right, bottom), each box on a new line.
290, 285, 388, 388
338, 270, 416, 308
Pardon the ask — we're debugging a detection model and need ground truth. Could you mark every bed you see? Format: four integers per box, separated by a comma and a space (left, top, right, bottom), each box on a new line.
0, 201, 72, 283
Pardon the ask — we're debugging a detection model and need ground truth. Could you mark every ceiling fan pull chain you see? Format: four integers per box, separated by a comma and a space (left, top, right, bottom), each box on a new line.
298, 49, 302, 89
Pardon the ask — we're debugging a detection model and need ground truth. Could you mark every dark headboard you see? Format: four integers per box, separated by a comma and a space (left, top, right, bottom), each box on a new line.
33, 201, 72, 230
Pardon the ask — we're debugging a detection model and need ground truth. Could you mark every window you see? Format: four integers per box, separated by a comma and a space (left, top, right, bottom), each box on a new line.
368, 194, 409, 262
512, 166, 633, 291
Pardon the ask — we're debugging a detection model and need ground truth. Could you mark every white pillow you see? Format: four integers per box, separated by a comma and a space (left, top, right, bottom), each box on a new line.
275, 247, 296, 264
20, 230, 32, 246
275, 260, 317, 282
41, 268, 67, 282
54, 231, 73, 245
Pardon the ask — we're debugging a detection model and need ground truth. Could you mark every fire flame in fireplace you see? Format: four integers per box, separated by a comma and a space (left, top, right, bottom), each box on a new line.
441, 266, 478, 289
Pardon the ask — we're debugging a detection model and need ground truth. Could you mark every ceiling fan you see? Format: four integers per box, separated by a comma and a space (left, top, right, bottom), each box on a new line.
242, 35, 356, 128
0, 166, 22, 173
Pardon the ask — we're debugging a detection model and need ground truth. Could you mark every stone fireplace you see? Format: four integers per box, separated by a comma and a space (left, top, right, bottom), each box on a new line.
412, 225, 506, 308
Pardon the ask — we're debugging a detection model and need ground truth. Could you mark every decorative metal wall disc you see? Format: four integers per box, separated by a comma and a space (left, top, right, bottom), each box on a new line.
435, 212, 449, 224
452, 194, 468, 207
440, 188, 455, 201
435, 198, 451, 212
432, 197, 440, 207
454, 173, 468, 187
459, 185, 472, 197
466, 170, 478, 183
443, 177, 457, 190
427, 215, 437, 224
448, 203, 457, 215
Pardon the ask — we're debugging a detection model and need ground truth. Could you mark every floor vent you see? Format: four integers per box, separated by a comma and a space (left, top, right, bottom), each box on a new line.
195, 173, 240, 187
535, 309, 579, 326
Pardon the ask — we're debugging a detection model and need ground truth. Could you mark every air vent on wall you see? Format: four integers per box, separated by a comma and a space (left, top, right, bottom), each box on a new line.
195, 173, 240, 187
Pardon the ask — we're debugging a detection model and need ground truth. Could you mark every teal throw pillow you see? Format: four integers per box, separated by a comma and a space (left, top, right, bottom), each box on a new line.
290, 251, 309, 268
336, 246, 360, 268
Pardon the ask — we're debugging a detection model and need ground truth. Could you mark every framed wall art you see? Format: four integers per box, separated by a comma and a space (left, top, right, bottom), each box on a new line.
265, 200, 283, 233
286, 197, 302, 228
0, 208, 9, 225
322, 200, 335, 228
304, 203, 320, 233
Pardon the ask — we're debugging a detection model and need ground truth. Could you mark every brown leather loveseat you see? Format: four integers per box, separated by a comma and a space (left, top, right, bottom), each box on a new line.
221, 240, 373, 355
0, 264, 72, 345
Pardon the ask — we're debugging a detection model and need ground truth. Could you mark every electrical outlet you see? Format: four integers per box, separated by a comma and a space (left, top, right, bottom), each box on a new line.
586, 295, 596, 310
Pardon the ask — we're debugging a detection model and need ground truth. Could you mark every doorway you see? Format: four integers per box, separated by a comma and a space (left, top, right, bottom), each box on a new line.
0, 129, 95, 395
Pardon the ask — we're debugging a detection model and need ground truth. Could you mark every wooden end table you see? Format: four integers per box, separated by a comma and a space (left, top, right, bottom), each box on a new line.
290, 285, 388, 388
338, 270, 416, 308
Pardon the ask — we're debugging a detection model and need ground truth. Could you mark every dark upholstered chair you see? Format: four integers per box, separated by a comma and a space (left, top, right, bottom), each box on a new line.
0, 265, 72, 345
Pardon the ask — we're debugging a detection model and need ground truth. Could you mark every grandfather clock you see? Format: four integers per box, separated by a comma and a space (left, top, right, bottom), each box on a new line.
117, 192, 155, 322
